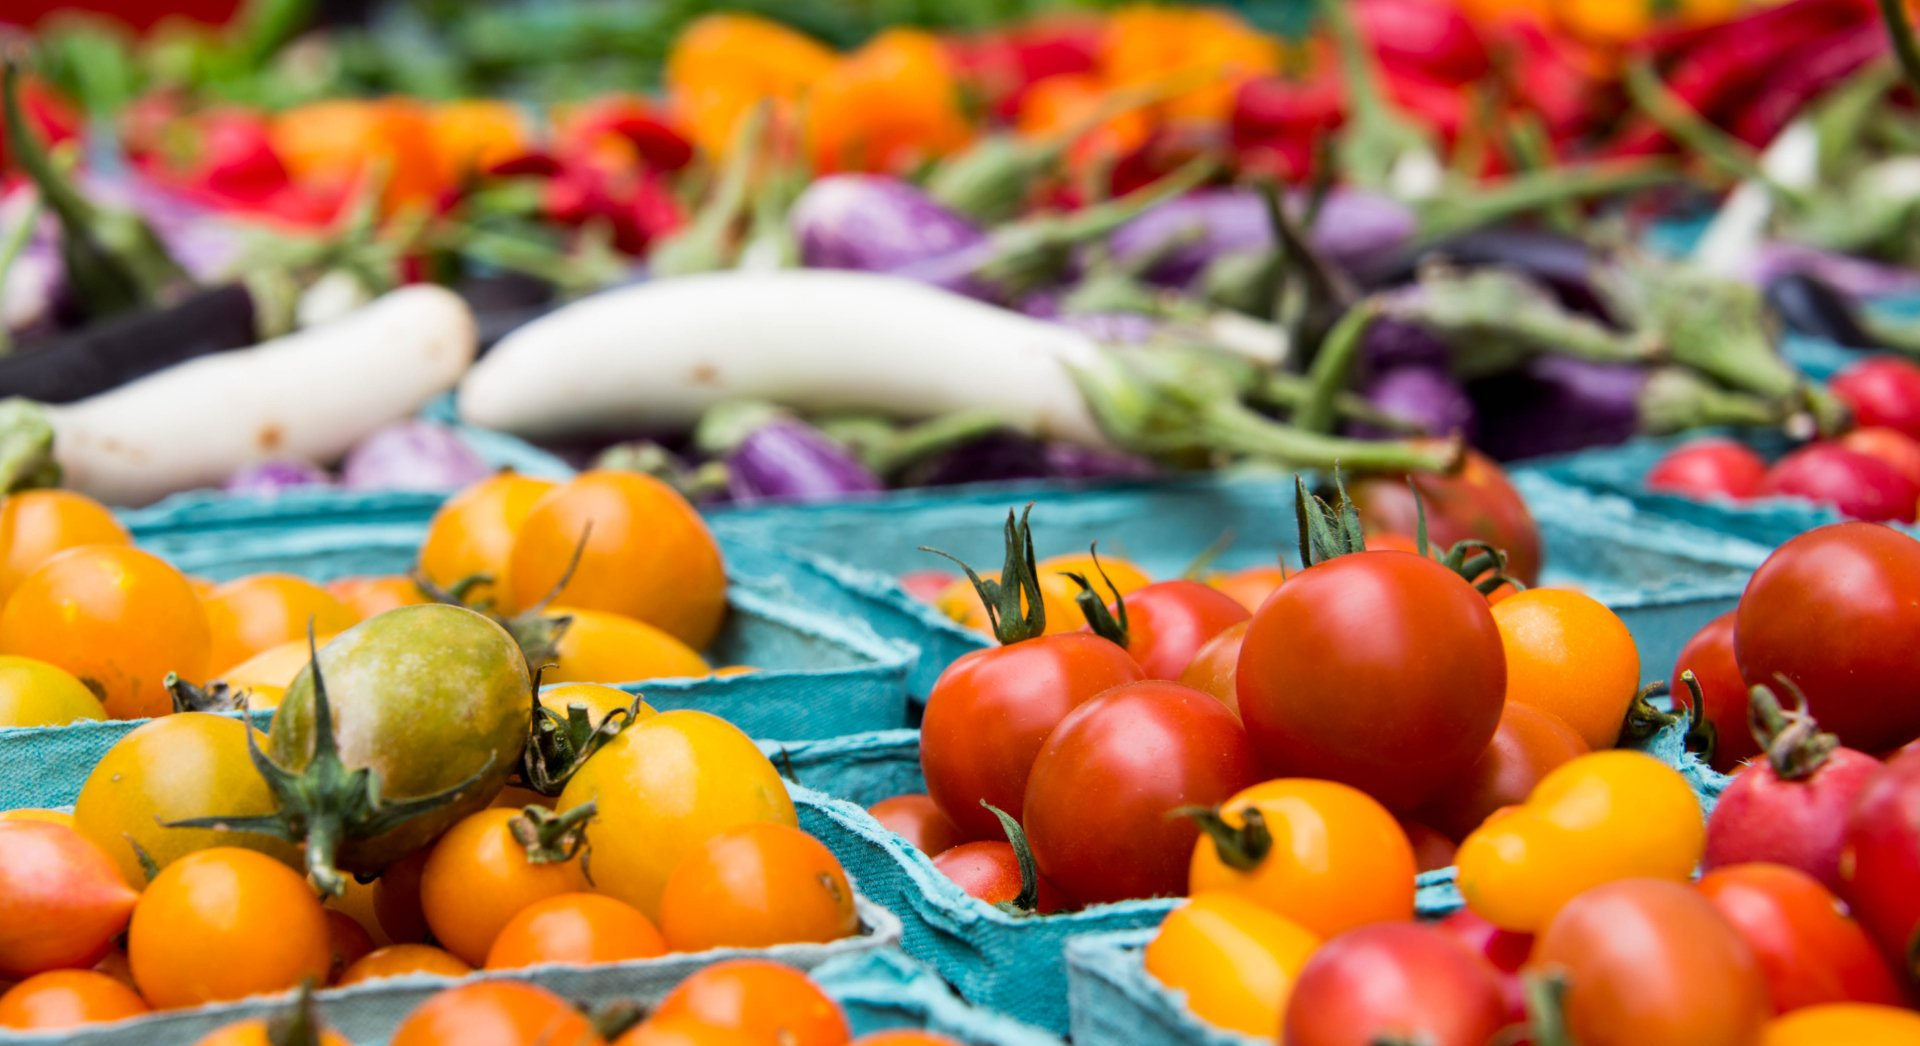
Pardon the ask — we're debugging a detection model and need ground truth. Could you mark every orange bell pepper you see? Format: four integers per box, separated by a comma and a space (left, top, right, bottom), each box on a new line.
806, 29, 972, 175
1098, 5, 1281, 124
665, 13, 837, 159
427, 101, 528, 186
269, 99, 442, 214
1014, 73, 1153, 170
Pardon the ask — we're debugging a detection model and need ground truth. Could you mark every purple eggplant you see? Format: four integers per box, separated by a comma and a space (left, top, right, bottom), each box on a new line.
1360, 315, 1452, 373
1746, 243, 1920, 298
1469, 356, 1782, 461
901, 431, 1157, 488
791, 175, 990, 295
1347, 366, 1477, 442
1369, 228, 1611, 319
696, 401, 884, 504
224, 460, 333, 496
1108, 188, 1418, 290
339, 422, 492, 491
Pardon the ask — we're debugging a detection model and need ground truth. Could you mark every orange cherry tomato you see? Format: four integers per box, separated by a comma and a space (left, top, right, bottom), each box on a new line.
202, 573, 358, 672
192, 1017, 352, 1046
270, 99, 443, 215
0, 821, 138, 980
428, 101, 528, 185
419, 472, 556, 608
216, 633, 339, 689
336, 944, 472, 987
0, 809, 73, 828
128, 848, 331, 1008
326, 867, 388, 946
420, 807, 591, 966
807, 29, 971, 174
484, 893, 667, 970
0, 490, 129, 607
665, 13, 837, 159
1208, 565, 1287, 613
1143, 892, 1320, 1037
323, 909, 375, 985
1421, 701, 1590, 842
866, 794, 965, 856
1761, 1004, 1920, 1046
658, 823, 860, 952
506, 472, 727, 649
652, 960, 850, 1046
1493, 589, 1642, 750
389, 981, 605, 1046
614, 1017, 764, 1046
0, 969, 148, 1030
1014, 73, 1152, 168
373, 849, 431, 945
0, 546, 210, 720
546, 606, 711, 684
1177, 619, 1248, 713
326, 575, 428, 620
850, 1036, 965, 1046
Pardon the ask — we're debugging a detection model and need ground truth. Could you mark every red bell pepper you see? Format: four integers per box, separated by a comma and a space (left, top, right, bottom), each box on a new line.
1356, 0, 1491, 85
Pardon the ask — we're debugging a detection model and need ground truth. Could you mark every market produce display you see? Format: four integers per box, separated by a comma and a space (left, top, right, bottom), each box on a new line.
13, 0, 1920, 1043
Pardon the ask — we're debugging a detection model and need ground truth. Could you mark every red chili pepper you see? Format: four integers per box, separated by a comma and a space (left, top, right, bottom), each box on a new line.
1734, 22, 1888, 145
1356, 0, 1490, 85
1482, 19, 1609, 143
541, 161, 684, 255
1630, 0, 1875, 60
561, 98, 695, 173
946, 17, 1103, 121
1230, 75, 1343, 182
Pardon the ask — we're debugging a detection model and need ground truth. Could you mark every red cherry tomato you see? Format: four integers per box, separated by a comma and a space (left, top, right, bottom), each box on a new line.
1096, 580, 1249, 681
1671, 611, 1758, 773
1833, 358, 1920, 440
931, 841, 1071, 914
1420, 701, 1588, 842
1399, 821, 1456, 874
1283, 923, 1508, 1046
1237, 550, 1505, 812
0, 822, 139, 980
866, 795, 966, 856
1697, 863, 1905, 1013
1758, 446, 1920, 524
1735, 523, 1920, 753
1176, 620, 1248, 714
1703, 724, 1882, 894
1351, 449, 1542, 585
1023, 681, 1260, 904
1645, 439, 1769, 500
1838, 428, 1920, 490
1838, 747, 1920, 972
1434, 909, 1530, 1025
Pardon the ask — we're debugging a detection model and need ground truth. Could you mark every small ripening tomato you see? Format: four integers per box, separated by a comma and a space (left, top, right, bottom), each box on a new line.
327, 575, 428, 620
1759, 446, 1920, 524
1352, 449, 1543, 586
867, 795, 966, 856
932, 838, 1074, 914
545, 606, 711, 684
1697, 863, 1905, 1013
1025, 681, 1261, 904
419, 807, 592, 966
1531, 878, 1771, 1046
1838, 427, 1920, 490
1421, 702, 1589, 842
652, 960, 851, 1046
1176, 620, 1247, 713
389, 981, 605, 1046
614, 1017, 764, 1046
1760, 1004, 1920, 1046
807, 29, 971, 175
0, 655, 105, 728
1492, 588, 1641, 751
1671, 610, 1757, 772
0, 969, 148, 1030
507, 472, 727, 648
1283, 923, 1510, 1046
1837, 746, 1920, 972
665, 14, 837, 159
484, 892, 667, 969
1188, 779, 1415, 939
1209, 565, 1287, 613
0, 822, 138, 980
419, 472, 557, 607
1039, 551, 1152, 595
324, 910, 375, 984
1456, 751, 1705, 932
1093, 580, 1250, 681
0, 546, 210, 720
557, 710, 796, 921
1142, 892, 1319, 1038
1645, 439, 1769, 501
128, 848, 331, 1008
191, 1016, 352, 1046
374, 849, 431, 945
201, 573, 359, 672
0, 490, 130, 606
336, 944, 472, 986
217, 633, 340, 689
849, 1035, 963, 1046
659, 823, 859, 951
1833, 358, 1920, 441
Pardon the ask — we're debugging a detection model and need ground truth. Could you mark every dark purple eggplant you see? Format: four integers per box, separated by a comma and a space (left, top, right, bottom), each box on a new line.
900, 430, 1156, 488
1469, 356, 1783, 461
1360, 316, 1452, 373
0, 283, 258, 403
1764, 271, 1878, 349
695, 400, 884, 504
791, 175, 990, 295
1368, 228, 1612, 319
1347, 366, 1477, 442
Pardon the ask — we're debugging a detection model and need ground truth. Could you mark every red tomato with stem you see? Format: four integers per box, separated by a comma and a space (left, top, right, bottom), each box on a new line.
1758, 446, 1920, 524
1421, 701, 1589, 842
1351, 449, 1542, 585
931, 802, 1074, 916
1839, 428, 1920, 489
1283, 922, 1509, 1046
1671, 611, 1759, 773
1833, 358, 1920, 440
1837, 746, 1920, 973
1646, 438, 1769, 500
1085, 579, 1249, 681
1023, 681, 1260, 904
1697, 863, 1905, 1013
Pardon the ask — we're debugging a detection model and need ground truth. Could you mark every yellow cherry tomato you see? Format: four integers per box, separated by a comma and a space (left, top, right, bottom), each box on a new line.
215, 634, 340, 689
546, 607, 711, 684
557, 710, 795, 921
1456, 751, 1704, 932
0, 655, 105, 728
539, 682, 657, 725
1188, 779, 1415, 938
1762, 1004, 1920, 1046
0, 490, 130, 608
201, 574, 358, 673
418, 472, 556, 609
0, 810, 74, 829
1492, 588, 1642, 750
1143, 892, 1320, 1037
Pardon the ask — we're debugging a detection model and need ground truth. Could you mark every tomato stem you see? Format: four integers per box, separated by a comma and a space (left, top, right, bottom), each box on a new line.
516, 669, 645, 796
1619, 680, 1683, 746
981, 801, 1044, 916
1748, 681, 1839, 781
1177, 805, 1272, 872
1677, 671, 1719, 766
509, 802, 596, 866
1063, 542, 1130, 648
264, 981, 324, 1046
1522, 972, 1577, 1046
919, 505, 1048, 646
1295, 473, 1369, 568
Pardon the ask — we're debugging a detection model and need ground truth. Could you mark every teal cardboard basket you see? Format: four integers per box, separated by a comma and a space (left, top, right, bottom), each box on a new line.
817, 949, 1063, 1046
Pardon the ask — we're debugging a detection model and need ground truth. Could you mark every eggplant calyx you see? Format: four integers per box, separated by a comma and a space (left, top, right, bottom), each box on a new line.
1296, 473, 1369, 569
981, 801, 1045, 916
166, 673, 256, 715
1637, 369, 1788, 436
516, 672, 647, 797
508, 802, 595, 867
1062, 543, 1129, 648
1676, 672, 1720, 766
1618, 681, 1683, 746
264, 981, 327, 1046
0, 398, 61, 494
1178, 805, 1272, 872
920, 504, 1048, 646
167, 630, 497, 896
1750, 680, 1839, 782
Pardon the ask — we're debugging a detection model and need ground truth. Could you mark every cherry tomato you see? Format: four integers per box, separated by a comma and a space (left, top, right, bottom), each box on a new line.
546, 606, 711, 684
615, 1017, 764, 1046
0, 969, 148, 1030
1401, 820, 1457, 873
0, 809, 72, 828
659, 823, 859, 951
192, 1018, 352, 1046
201, 573, 358, 674
0, 654, 104, 728
1671, 611, 1758, 772
1422, 701, 1589, 842
1736, 523, 1920, 753
1531, 878, 1771, 1046
558, 710, 796, 921
390, 981, 605, 1046
1284, 922, 1508, 1046
1039, 552, 1152, 595
1492, 588, 1640, 750
896, 570, 955, 605
1761, 1004, 1920, 1046
420, 807, 591, 965
0, 822, 137, 980
1237, 550, 1505, 812
931, 840, 1072, 914
484, 892, 667, 969
1703, 724, 1882, 894
128, 848, 331, 1008
652, 959, 851, 1046
1837, 747, 1920, 973
1697, 863, 1904, 1013
1208, 564, 1287, 613
1175, 620, 1247, 714
374, 849, 431, 944
1096, 580, 1249, 681
1834, 358, 1920, 440
218, 633, 340, 689
507, 471, 726, 649
0, 490, 130, 606
1759, 446, 1920, 524
0, 546, 210, 720
1142, 892, 1319, 1038
336, 944, 473, 986
418, 471, 557, 608
1025, 681, 1261, 904
539, 681, 655, 726
323, 909, 375, 984
1188, 778, 1414, 938
1457, 751, 1705, 932
326, 575, 429, 620
1645, 438, 1769, 500
847, 1035, 963, 1046
1839, 427, 1920, 489
1352, 449, 1542, 585
866, 795, 965, 856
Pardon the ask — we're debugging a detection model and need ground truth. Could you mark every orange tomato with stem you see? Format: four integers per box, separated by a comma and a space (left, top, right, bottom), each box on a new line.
658, 823, 860, 951
0, 969, 148, 1030
201, 573, 358, 672
652, 960, 850, 1046
418, 472, 556, 608
128, 848, 331, 1008
389, 981, 605, 1046
419, 806, 593, 966
336, 944, 472, 987
0, 490, 129, 606
483, 893, 666, 969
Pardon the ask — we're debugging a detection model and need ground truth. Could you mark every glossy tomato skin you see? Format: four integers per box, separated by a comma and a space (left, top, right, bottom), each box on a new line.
418, 472, 557, 608
1759, 446, 1920, 524
1837, 747, 1920, 972
652, 960, 850, 1046
336, 944, 472, 986
1833, 358, 1920, 440
919, 633, 1143, 841
418, 807, 590, 965
1532, 878, 1771, 1046
1422, 701, 1589, 842
1351, 449, 1542, 585
657, 823, 860, 951
1101, 580, 1249, 681
201, 574, 358, 675
1435, 909, 1532, 1024
1760, 1003, 1920, 1045
1697, 863, 1905, 1013
1839, 427, 1920, 489
324, 910, 375, 983
931, 841, 1072, 913
1236, 551, 1505, 812
484, 893, 666, 969
128, 848, 331, 1008
389, 981, 605, 1046
1209, 565, 1288, 613
866, 795, 965, 856
1025, 682, 1260, 904
1144, 892, 1320, 1037
0, 655, 105, 728
0, 969, 148, 1031
0, 490, 129, 607
1671, 611, 1759, 772
1703, 745, 1883, 893
1283, 923, 1509, 1046
1492, 588, 1640, 751
1177, 619, 1248, 713
0, 822, 138, 980
1736, 523, 1920, 753
1645, 439, 1769, 500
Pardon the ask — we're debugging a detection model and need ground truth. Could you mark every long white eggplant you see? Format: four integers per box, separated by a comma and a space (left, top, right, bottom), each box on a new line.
22, 285, 475, 505
457, 270, 1112, 446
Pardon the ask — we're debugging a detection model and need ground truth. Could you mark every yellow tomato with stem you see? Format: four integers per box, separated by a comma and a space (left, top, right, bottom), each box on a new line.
418, 472, 556, 609
545, 607, 711, 684
1143, 892, 1320, 1037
